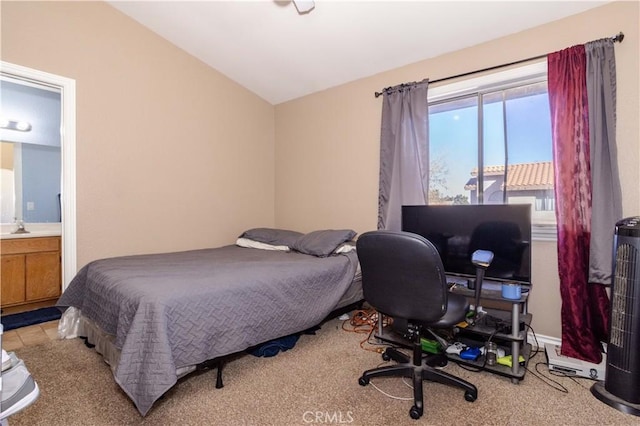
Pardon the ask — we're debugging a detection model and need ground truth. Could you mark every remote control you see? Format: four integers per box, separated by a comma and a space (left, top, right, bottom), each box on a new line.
445, 342, 466, 355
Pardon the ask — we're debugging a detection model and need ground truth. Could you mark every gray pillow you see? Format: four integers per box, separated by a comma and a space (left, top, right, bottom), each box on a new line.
239, 228, 303, 247
292, 229, 357, 257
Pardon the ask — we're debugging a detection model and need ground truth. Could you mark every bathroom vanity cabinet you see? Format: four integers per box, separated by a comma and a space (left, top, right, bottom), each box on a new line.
1, 236, 61, 309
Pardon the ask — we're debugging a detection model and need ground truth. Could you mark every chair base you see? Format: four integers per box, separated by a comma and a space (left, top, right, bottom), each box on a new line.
359, 347, 477, 419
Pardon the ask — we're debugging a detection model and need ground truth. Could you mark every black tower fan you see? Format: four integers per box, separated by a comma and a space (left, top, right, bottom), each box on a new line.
591, 217, 640, 416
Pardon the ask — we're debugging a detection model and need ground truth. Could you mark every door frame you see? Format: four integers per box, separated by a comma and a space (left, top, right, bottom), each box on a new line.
1, 61, 77, 290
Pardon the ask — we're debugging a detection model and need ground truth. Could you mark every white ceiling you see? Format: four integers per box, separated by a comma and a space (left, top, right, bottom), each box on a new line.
108, 1, 609, 105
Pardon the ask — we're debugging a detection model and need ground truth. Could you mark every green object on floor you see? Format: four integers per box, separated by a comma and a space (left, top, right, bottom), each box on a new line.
420, 338, 441, 354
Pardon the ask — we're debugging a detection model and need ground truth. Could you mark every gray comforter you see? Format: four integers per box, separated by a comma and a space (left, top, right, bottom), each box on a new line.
57, 245, 359, 415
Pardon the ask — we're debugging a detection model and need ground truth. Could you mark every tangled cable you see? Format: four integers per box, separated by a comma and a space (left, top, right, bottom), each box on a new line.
341, 308, 392, 353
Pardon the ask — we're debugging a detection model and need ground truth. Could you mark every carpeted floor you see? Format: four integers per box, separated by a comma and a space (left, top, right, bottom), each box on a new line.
8, 318, 638, 425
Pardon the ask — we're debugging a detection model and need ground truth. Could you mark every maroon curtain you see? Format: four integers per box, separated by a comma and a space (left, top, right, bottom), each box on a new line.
548, 45, 609, 364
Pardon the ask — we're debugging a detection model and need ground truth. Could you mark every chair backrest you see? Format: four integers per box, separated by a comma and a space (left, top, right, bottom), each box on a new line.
356, 230, 449, 324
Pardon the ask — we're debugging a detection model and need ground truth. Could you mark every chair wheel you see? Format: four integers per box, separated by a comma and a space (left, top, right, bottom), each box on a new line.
381, 351, 391, 361
409, 406, 422, 419
435, 357, 448, 367
358, 376, 369, 386
425, 353, 448, 368
464, 391, 477, 402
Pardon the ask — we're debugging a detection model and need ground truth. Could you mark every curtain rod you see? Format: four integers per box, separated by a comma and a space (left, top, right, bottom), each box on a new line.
374, 31, 624, 98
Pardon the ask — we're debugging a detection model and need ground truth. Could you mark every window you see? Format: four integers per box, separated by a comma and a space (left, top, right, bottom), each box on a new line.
427, 62, 556, 238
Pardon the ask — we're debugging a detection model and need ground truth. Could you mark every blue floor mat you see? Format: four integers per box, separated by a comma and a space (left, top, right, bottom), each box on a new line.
1, 307, 62, 331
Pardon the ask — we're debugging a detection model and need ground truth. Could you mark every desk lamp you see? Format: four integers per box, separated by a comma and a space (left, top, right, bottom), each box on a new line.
470, 249, 494, 322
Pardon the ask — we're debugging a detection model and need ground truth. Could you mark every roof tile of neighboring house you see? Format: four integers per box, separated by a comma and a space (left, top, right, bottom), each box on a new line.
464, 161, 554, 190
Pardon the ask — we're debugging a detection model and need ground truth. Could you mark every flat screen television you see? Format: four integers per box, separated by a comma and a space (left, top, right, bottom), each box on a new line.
401, 204, 532, 286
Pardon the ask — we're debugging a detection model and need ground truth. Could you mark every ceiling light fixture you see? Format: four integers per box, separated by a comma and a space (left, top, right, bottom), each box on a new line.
293, 0, 314, 14
0, 118, 32, 132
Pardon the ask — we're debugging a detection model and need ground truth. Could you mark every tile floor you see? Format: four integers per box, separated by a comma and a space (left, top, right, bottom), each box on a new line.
1, 321, 59, 351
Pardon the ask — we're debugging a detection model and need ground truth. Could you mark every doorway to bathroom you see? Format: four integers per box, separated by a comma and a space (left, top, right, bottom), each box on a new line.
1, 62, 76, 317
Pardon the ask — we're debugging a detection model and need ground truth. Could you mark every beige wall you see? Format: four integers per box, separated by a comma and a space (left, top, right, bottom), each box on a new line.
2, 1, 638, 340
2, 1, 276, 267
275, 1, 640, 339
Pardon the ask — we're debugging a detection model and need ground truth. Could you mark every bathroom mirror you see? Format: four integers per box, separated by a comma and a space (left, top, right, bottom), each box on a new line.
1, 141, 61, 223
0, 78, 62, 224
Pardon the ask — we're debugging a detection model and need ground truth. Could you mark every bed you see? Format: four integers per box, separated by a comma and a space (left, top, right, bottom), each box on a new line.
56, 228, 361, 416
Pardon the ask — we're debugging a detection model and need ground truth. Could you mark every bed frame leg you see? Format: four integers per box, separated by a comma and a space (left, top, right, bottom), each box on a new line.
80, 336, 95, 349
216, 361, 224, 389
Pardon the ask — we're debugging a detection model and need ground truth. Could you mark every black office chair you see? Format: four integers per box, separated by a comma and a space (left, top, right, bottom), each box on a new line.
356, 230, 477, 420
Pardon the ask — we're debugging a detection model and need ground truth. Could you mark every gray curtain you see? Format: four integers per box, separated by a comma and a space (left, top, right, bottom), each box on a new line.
377, 81, 429, 231
585, 39, 622, 285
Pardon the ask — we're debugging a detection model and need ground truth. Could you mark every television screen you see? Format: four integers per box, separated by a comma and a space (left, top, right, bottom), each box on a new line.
401, 204, 532, 285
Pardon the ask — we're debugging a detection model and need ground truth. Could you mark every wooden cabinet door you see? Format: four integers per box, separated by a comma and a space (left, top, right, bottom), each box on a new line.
25, 252, 61, 301
1, 254, 26, 305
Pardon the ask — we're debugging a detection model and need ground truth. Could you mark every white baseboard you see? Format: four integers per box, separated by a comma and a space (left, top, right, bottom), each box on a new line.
528, 332, 561, 350
528, 334, 608, 356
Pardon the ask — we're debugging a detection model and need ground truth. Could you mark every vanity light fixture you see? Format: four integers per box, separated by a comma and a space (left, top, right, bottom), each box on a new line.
0, 117, 32, 132
293, 0, 314, 14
